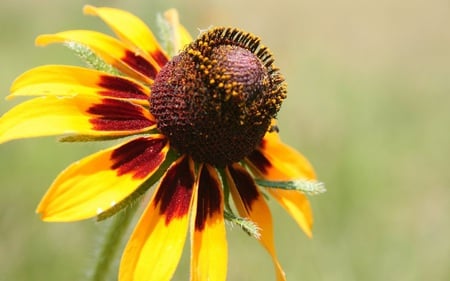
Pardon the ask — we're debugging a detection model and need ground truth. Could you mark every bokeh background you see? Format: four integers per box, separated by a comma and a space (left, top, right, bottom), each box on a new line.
1, 0, 449, 280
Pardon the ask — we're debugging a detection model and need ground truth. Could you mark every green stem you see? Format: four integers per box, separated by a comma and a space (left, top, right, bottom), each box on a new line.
89, 204, 139, 281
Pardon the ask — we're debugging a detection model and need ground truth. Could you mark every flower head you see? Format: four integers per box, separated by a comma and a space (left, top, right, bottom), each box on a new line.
151, 27, 286, 167
0, 6, 323, 281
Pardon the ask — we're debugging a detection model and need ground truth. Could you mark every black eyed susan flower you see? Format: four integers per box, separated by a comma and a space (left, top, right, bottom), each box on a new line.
0, 6, 324, 281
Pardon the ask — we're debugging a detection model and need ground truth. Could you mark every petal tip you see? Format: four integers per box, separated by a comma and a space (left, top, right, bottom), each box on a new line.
83, 5, 97, 15
35, 206, 78, 222
36, 207, 51, 221
35, 35, 51, 47
36, 200, 56, 221
301, 220, 314, 238
39, 215, 59, 222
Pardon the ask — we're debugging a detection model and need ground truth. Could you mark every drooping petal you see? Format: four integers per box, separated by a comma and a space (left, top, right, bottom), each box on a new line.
226, 164, 286, 281
9, 65, 150, 104
83, 5, 169, 67
120, 156, 196, 281
246, 131, 316, 237
37, 135, 169, 221
36, 30, 158, 83
267, 189, 313, 238
190, 164, 227, 281
0, 96, 155, 144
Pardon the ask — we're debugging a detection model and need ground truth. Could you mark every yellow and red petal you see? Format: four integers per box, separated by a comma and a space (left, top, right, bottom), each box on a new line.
246, 131, 316, 237
226, 164, 286, 281
36, 30, 158, 83
0, 96, 155, 144
119, 156, 196, 281
37, 135, 169, 221
190, 164, 227, 281
9, 65, 150, 104
83, 5, 168, 67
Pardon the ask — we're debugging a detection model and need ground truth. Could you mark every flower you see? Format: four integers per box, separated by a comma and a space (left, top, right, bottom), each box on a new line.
0, 6, 323, 281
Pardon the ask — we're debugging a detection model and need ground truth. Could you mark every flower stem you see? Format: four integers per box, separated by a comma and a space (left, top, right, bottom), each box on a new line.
89, 204, 139, 281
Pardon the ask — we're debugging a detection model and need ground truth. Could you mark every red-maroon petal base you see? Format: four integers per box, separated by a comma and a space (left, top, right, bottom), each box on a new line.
152, 156, 195, 225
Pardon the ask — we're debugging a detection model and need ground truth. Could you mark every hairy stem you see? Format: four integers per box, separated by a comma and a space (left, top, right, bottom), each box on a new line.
89, 204, 139, 281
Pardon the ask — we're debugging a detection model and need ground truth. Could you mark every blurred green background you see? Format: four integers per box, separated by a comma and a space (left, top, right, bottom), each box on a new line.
1, 0, 449, 280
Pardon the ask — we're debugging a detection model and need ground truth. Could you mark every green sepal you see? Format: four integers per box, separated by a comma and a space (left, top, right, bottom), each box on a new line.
255, 179, 326, 195
59, 135, 127, 142
156, 13, 176, 58
64, 42, 121, 74
59, 129, 159, 143
217, 168, 233, 213
224, 209, 261, 239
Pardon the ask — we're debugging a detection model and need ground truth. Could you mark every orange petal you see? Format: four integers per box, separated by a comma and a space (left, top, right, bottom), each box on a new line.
119, 156, 196, 281
267, 189, 313, 238
0, 96, 155, 144
83, 5, 169, 67
248, 131, 317, 180
246, 131, 316, 237
37, 135, 169, 221
36, 30, 158, 83
226, 164, 286, 281
190, 164, 227, 281
9, 65, 149, 104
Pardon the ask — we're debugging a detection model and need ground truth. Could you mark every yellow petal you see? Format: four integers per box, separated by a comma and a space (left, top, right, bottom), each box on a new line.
0, 96, 155, 144
36, 30, 158, 83
190, 164, 227, 281
178, 24, 193, 49
9, 65, 150, 104
120, 156, 195, 281
83, 5, 169, 67
37, 135, 169, 221
226, 164, 286, 281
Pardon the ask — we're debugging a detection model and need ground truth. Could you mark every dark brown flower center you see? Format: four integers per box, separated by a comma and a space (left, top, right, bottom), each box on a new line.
150, 27, 286, 167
